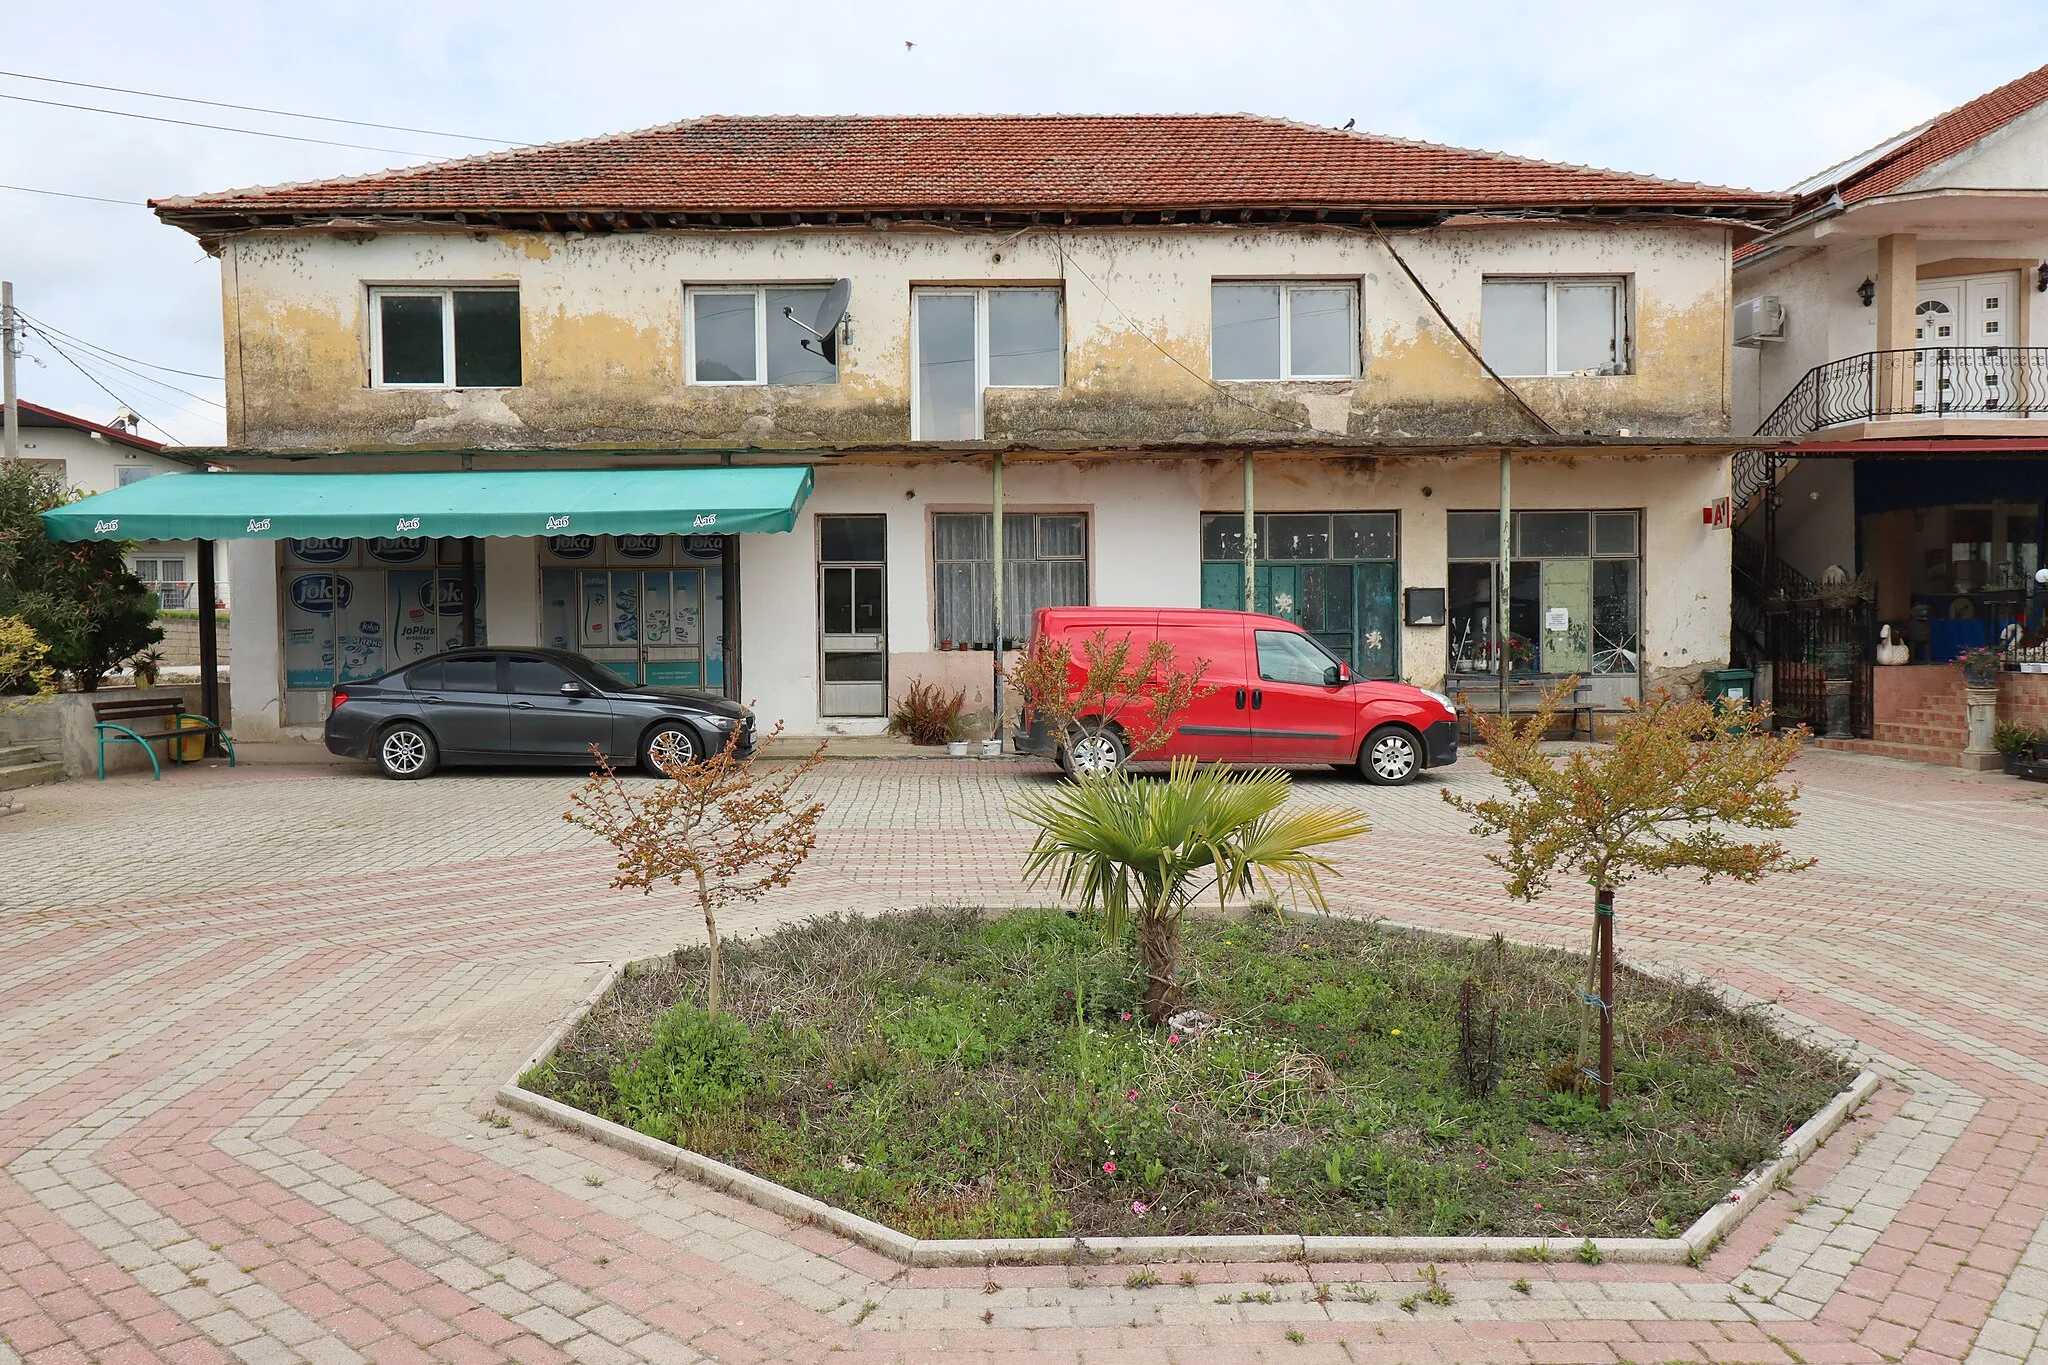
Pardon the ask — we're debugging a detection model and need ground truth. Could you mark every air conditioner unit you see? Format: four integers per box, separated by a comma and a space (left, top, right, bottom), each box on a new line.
1734, 295, 1787, 347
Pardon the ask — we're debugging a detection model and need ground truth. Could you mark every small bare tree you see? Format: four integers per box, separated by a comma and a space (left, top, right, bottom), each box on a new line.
1007, 629, 1216, 773
1444, 681, 1812, 1109
566, 724, 827, 1017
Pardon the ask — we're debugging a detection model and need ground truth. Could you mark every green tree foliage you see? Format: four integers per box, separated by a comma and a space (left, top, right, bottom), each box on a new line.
0, 461, 161, 691
1444, 680, 1812, 1108
1013, 759, 1369, 1024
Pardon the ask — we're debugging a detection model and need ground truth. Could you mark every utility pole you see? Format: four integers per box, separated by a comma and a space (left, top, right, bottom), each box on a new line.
1498, 451, 1512, 717
2, 281, 20, 462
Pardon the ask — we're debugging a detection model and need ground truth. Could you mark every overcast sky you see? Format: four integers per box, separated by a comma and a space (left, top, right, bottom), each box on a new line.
5, 0, 2045, 448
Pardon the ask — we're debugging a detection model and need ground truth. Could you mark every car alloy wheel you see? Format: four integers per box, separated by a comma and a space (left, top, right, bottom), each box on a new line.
379, 725, 433, 779
1066, 730, 1126, 779
645, 725, 698, 775
1364, 728, 1419, 785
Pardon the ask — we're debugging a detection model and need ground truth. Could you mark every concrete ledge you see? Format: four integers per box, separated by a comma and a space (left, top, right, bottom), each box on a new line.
500, 950, 1876, 1268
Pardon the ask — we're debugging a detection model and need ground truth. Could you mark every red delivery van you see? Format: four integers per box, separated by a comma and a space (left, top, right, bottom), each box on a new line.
1011, 607, 1458, 784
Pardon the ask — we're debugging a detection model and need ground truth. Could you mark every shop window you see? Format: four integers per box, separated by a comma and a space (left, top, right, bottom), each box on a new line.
370, 287, 521, 388
686, 285, 840, 386
1447, 510, 1639, 677
914, 288, 1063, 440
1480, 277, 1628, 376
538, 534, 727, 689
1211, 283, 1357, 381
281, 536, 485, 725
932, 512, 1086, 648
1199, 512, 1398, 678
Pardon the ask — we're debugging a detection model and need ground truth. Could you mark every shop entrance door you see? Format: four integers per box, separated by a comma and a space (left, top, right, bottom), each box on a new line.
818, 515, 887, 716
541, 535, 729, 693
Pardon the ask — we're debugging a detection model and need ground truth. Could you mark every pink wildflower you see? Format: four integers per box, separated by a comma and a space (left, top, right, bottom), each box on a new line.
1131, 1201, 1149, 1215
1120, 1011, 1132, 1021
1167, 1034, 1181, 1045
1103, 1161, 1117, 1175
1125, 1088, 1140, 1102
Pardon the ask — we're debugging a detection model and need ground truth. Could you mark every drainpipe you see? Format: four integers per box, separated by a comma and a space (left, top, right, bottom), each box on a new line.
197, 539, 221, 755
990, 453, 1004, 748
1242, 452, 1256, 612
1498, 451, 1512, 717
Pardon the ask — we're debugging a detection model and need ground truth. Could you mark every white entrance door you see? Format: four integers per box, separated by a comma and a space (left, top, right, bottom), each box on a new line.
1916, 273, 2019, 416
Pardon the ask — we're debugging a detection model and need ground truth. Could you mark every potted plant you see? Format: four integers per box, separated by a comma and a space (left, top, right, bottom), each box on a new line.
887, 680, 968, 748
1994, 721, 2041, 774
129, 649, 164, 689
1960, 645, 2002, 690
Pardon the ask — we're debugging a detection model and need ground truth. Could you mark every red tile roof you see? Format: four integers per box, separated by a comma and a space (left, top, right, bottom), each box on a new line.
1801, 61, 2048, 207
18, 399, 164, 453
153, 114, 1782, 230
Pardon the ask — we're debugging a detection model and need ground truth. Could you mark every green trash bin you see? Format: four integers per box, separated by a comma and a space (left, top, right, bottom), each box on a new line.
1702, 668, 1756, 731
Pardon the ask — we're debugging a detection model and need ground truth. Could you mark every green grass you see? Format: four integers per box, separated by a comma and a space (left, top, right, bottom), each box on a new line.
524, 907, 1850, 1240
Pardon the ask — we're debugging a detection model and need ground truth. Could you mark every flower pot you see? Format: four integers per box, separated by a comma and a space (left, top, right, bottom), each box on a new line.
946, 740, 969, 758
980, 739, 1002, 758
1962, 656, 2001, 689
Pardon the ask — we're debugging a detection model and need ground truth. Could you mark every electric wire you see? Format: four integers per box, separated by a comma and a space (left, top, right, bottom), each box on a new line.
27, 330, 196, 445
20, 321, 225, 413
0, 69, 522, 145
0, 182, 139, 206
17, 311, 224, 381
0, 91, 443, 158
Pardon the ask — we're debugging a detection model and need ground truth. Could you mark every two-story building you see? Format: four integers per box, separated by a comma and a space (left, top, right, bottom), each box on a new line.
105, 115, 1779, 742
1732, 62, 2048, 756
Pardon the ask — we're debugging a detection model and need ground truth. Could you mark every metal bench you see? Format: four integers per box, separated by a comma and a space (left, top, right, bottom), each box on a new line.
1453, 678, 1596, 742
91, 695, 235, 780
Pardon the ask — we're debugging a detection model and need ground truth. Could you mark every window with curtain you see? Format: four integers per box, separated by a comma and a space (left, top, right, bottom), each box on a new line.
932, 512, 1087, 648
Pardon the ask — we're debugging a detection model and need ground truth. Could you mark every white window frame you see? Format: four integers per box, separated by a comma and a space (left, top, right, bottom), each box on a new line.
367, 285, 520, 390
683, 284, 843, 388
1480, 276, 1632, 377
1210, 281, 1360, 382
910, 286, 1065, 442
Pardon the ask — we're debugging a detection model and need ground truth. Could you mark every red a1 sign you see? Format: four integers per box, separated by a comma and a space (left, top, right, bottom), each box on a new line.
1702, 497, 1731, 528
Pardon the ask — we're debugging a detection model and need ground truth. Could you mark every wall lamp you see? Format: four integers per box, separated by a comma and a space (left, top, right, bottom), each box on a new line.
1857, 277, 1876, 307
2036, 262, 2048, 292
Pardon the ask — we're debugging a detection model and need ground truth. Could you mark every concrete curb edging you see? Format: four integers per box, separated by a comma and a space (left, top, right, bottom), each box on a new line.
497, 955, 1879, 1268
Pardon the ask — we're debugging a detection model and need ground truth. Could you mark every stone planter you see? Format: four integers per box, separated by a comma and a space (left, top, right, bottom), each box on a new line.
1962, 656, 2002, 689
1961, 686, 2001, 771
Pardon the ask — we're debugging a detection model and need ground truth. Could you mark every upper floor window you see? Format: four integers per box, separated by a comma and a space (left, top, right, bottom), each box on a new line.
687, 285, 840, 386
914, 287, 1063, 440
1212, 283, 1357, 381
371, 286, 521, 388
1480, 277, 1629, 377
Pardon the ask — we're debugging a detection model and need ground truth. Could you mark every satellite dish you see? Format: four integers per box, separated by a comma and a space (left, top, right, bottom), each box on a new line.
782, 278, 850, 366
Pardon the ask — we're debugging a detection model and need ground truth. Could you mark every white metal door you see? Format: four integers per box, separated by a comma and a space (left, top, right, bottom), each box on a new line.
1917, 274, 2019, 416
817, 516, 888, 717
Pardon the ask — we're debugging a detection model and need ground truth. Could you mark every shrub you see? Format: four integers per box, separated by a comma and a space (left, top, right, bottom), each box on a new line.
609, 1004, 755, 1141
0, 461, 161, 691
0, 614, 55, 702
888, 680, 968, 745
1994, 720, 2042, 756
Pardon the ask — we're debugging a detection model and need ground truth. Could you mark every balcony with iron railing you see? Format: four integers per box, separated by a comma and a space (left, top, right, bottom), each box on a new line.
1733, 345, 2048, 521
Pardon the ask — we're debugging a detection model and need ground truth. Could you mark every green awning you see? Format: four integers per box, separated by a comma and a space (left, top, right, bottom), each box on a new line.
40, 466, 814, 542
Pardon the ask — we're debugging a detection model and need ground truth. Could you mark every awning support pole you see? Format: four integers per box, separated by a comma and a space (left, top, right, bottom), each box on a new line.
1242, 452, 1256, 612
197, 539, 222, 756
991, 453, 1005, 749
459, 538, 477, 649
1498, 451, 1513, 718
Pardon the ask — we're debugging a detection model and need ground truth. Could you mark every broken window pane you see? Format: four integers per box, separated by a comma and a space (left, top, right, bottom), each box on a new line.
917, 293, 979, 439
1480, 281, 1546, 377
453, 290, 521, 387
1213, 285, 1282, 380
766, 287, 837, 385
1288, 288, 1354, 377
379, 294, 444, 385
692, 293, 757, 383
987, 289, 1062, 387
1555, 283, 1619, 373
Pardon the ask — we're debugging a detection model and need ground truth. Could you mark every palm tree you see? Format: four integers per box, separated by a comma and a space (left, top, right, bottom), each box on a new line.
1013, 759, 1370, 1025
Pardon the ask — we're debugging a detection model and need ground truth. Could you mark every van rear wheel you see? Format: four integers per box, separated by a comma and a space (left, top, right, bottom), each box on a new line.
1061, 727, 1127, 779
1359, 726, 1421, 786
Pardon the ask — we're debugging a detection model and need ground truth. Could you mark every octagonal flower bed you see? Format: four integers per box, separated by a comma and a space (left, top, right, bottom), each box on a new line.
519, 907, 1855, 1244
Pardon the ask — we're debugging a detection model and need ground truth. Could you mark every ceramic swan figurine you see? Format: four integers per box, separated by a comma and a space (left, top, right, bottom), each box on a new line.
1876, 624, 1911, 666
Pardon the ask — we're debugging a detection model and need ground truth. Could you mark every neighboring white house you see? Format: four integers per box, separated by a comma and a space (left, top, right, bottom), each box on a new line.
13, 400, 223, 609
1730, 60, 2048, 743
141, 114, 1786, 741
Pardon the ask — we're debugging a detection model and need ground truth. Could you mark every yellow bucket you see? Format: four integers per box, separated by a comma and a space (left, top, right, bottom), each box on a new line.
170, 715, 208, 763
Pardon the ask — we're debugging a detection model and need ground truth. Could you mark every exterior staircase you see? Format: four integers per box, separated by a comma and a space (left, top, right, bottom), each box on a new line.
0, 742, 65, 793
1811, 679, 1969, 767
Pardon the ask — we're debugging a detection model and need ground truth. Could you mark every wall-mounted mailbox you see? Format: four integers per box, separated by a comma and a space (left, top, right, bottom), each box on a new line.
1404, 587, 1446, 626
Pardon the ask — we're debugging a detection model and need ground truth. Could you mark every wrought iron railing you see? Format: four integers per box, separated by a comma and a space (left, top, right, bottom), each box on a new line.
146, 580, 195, 610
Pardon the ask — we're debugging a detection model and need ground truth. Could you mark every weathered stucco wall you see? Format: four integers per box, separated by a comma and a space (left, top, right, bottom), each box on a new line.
222, 222, 1735, 451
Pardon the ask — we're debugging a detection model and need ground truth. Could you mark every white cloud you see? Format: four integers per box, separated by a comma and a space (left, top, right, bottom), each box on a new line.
3, 0, 2041, 444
